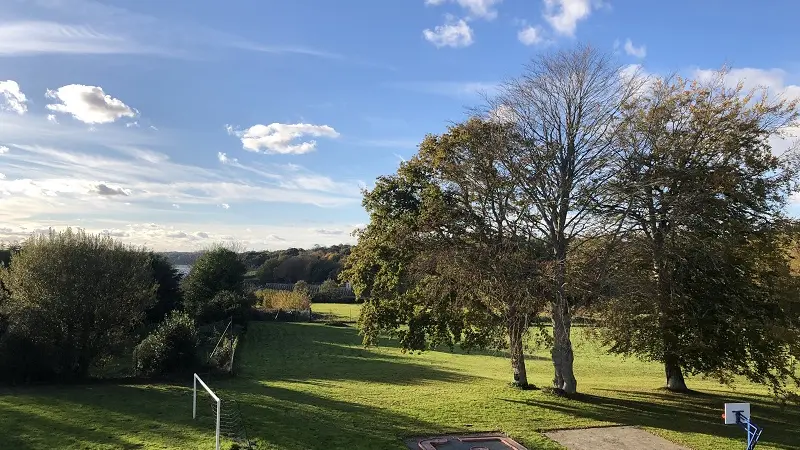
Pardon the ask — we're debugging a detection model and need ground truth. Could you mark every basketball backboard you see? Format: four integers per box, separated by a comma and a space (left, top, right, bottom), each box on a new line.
723, 403, 750, 425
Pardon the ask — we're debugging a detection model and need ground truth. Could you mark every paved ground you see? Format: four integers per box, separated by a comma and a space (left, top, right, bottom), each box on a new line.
545, 426, 690, 450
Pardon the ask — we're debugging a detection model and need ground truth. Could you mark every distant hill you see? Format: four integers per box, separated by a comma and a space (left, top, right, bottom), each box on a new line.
160, 245, 353, 284
160, 251, 203, 266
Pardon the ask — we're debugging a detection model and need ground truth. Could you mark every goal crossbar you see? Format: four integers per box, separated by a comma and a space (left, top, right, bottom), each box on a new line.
193, 373, 221, 450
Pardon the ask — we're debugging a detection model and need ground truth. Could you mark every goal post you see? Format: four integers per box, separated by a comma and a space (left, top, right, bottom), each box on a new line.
193, 373, 221, 450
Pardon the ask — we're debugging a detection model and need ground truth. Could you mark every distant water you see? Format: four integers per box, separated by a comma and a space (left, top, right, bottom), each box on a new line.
175, 265, 192, 276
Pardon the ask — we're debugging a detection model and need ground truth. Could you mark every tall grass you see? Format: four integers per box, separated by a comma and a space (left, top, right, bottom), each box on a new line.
255, 288, 310, 311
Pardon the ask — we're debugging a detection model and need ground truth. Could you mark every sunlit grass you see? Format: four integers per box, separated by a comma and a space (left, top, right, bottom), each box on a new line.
1, 304, 797, 450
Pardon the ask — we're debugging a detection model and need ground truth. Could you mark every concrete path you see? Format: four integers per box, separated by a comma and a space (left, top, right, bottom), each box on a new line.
545, 426, 690, 450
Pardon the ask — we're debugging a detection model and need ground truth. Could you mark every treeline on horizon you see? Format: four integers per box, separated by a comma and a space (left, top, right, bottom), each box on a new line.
162, 244, 352, 285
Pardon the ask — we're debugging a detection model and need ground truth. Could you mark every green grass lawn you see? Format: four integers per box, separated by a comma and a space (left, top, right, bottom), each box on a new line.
312, 302, 361, 323
1, 305, 798, 450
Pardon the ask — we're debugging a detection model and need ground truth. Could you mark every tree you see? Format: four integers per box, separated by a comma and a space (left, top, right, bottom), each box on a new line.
182, 245, 247, 323
598, 71, 800, 393
342, 118, 551, 388
145, 253, 184, 324
489, 45, 641, 393
0, 229, 156, 380
317, 279, 342, 303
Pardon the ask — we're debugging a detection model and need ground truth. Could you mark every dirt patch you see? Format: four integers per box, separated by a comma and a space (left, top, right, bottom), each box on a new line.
545, 426, 689, 450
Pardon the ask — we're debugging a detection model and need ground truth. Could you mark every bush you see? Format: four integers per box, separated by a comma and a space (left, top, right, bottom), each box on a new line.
0, 228, 156, 381
315, 279, 343, 303
182, 246, 247, 324
133, 311, 198, 377
255, 289, 310, 311
145, 253, 184, 324
209, 335, 235, 371
206, 290, 254, 324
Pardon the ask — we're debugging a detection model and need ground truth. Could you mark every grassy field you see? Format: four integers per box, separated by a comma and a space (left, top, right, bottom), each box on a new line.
312, 302, 361, 323
1, 304, 798, 449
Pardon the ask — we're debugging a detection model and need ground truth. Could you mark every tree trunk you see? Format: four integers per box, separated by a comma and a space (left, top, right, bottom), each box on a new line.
551, 255, 577, 393
652, 229, 687, 392
664, 353, 687, 391
508, 315, 529, 388
551, 299, 577, 393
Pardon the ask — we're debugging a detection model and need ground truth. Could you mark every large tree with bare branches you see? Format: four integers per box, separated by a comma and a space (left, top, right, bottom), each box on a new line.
490, 45, 640, 393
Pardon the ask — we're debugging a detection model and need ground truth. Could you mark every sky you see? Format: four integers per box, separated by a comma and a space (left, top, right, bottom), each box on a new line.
1, 0, 799, 251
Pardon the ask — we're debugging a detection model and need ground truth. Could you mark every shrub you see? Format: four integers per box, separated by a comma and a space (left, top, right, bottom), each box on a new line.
207, 290, 254, 324
0, 228, 156, 381
209, 335, 235, 371
182, 246, 247, 324
133, 311, 198, 377
145, 253, 184, 324
255, 289, 310, 311
315, 279, 342, 303
293, 280, 311, 297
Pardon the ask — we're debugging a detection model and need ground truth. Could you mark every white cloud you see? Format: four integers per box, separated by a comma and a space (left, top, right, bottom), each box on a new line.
314, 228, 345, 236
692, 68, 800, 159
0, 173, 5, 180
0, 111, 363, 250
46, 85, 137, 124
220, 203, 230, 209
0, 145, 8, 154
172, 203, 180, 209
228, 123, 340, 154
692, 68, 800, 102
518, 26, 544, 45
217, 151, 237, 164
425, 0, 503, 20
0, 21, 159, 56
543, 0, 597, 36
0, 80, 28, 115
47, 114, 59, 124
423, 17, 474, 48
93, 183, 130, 196
101, 228, 129, 237
624, 38, 646, 58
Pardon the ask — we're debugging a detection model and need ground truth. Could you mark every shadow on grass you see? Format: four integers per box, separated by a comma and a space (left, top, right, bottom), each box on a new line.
238, 322, 480, 386
230, 382, 451, 450
504, 387, 800, 450
0, 383, 210, 449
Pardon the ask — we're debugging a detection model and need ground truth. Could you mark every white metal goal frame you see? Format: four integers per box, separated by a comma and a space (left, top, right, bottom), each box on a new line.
193, 373, 221, 450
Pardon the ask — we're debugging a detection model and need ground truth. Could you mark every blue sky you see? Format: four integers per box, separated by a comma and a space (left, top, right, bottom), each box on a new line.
1, 0, 799, 251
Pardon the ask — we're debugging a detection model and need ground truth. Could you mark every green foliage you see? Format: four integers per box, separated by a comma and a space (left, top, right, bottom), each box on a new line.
208, 335, 236, 371
596, 72, 800, 395
342, 119, 551, 387
209, 290, 254, 324
255, 289, 310, 311
145, 252, 184, 324
133, 310, 198, 377
0, 228, 156, 381
181, 245, 247, 323
0, 243, 20, 268
254, 246, 351, 283
315, 278, 343, 303
293, 280, 311, 297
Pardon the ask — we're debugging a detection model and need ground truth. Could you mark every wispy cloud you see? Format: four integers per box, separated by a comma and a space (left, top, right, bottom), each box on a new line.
386, 81, 499, 99
0, 112, 363, 249
0, 0, 375, 65
0, 21, 165, 56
